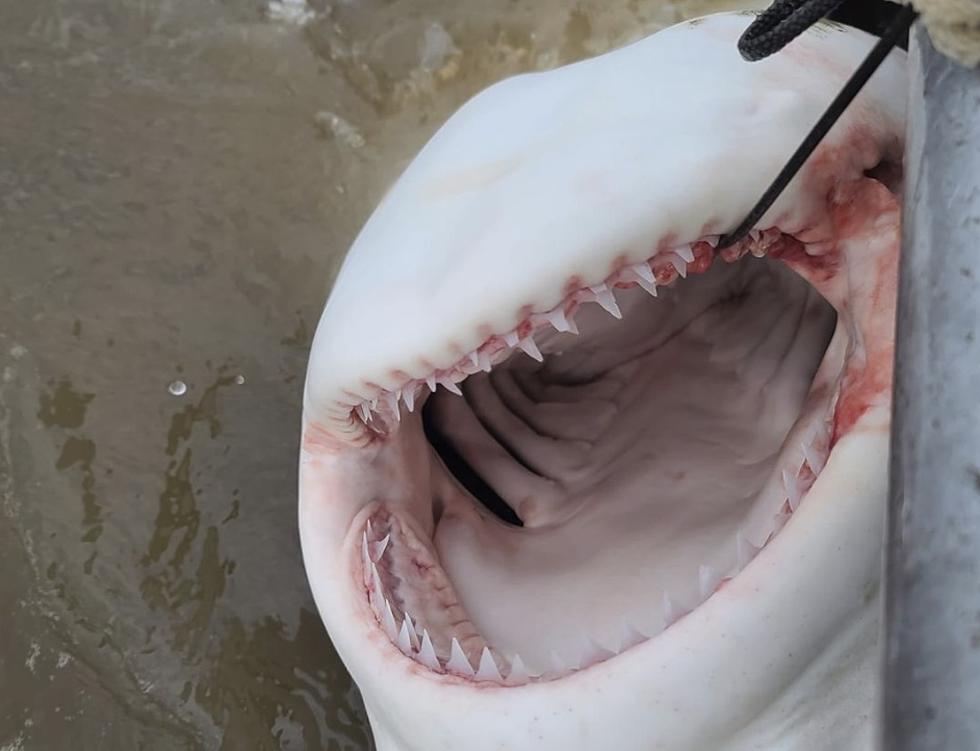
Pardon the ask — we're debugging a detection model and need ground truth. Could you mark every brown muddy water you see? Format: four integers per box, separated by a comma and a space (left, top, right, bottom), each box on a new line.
1, 1, 760, 748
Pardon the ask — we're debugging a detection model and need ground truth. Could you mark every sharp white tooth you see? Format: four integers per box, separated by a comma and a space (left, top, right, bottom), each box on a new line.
802, 441, 825, 474
662, 592, 683, 627
403, 612, 420, 650
589, 283, 622, 319
403, 386, 416, 413
782, 469, 803, 511
704, 235, 720, 248
478, 350, 493, 372
475, 647, 503, 682
629, 264, 659, 297
506, 654, 529, 684
381, 598, 399, 641
356, 403, 371, 422
675, 244, 695, 263
518, 337, 543, 362
447, 638, 476, 677
669, 254, 688, 278
366, 519, 375, 540
549, 649, 573, 674
699, 565, 720, 600
736, 532, 760, 570
503, 331, 519, 347
360, 532, 372, 587
369, 534, 390, 563
468, 351, 480, 369
580, 637, 614, 667
618, 622, 648, 653
369, 562, 385, 609
546, 307, 574, 333
397, 618, 413, 654
632, 261, 656, 283
425, 374, 437, 393
439, 377, 463, 396
418, 630, 440, 670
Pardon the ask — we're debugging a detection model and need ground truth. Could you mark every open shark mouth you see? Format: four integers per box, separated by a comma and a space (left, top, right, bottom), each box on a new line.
350, 218, 888, 684
299, 12, 906, 751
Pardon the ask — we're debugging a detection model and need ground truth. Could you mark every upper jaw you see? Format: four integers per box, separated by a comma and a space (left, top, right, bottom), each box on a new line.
303, 12, 905, 449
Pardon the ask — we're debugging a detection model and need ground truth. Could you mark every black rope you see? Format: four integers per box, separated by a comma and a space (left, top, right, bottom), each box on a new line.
738, 0, 848, 61
717, 2, 918, 250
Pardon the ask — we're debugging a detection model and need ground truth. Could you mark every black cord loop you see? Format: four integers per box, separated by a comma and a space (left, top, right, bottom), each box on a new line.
738, 0, 848, 61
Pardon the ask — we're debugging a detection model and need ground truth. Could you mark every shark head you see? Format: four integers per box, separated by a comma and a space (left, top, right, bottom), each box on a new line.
299, 13, 906, 751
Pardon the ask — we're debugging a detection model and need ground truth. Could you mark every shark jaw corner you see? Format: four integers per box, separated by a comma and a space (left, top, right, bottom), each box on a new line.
299, 13, 906, 751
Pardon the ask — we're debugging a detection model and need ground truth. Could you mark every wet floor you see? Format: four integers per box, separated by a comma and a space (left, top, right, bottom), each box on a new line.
0, 1, 758, 748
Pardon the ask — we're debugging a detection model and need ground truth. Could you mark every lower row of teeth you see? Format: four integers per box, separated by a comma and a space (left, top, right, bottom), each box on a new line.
361, 417, 832, 684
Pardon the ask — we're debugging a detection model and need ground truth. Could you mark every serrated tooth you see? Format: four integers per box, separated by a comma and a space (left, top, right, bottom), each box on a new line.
418, 630, 440, 670
425, 374, 437, 393
675, 244, 695, 263
368, 563, 386, 619
360, 532, 372, 587
736, 532, 760, 570
628, 264, 659, 296
475, 647, 503, 682
366, 519, 375, 540
397, 618, 413, 654
403, 612, 420, 650
802, 441, 825, 475
589, 283, 622, 319
403, 386, 416, 412
478, 350, 493, 372
699, 565, 720, 601
549, 649, 573, 675
381, 598, 398, 641
447, 638, 475, 676
669, 254, 688, 278
468, 351, 480, 369
782, 469, 803, 511
546, 307, 574, 333
503, 331, 519, 348
662, 592, 683, 627
518, 337, 543, 362
439, 377, 462, 396
617, 621, 648, 653
369, 534, 390, 563
579, 636, 615, 667
632, 261, 656, 283
703, 235, 720, 248
356, 402, 371, 422
506, 654, 529, 684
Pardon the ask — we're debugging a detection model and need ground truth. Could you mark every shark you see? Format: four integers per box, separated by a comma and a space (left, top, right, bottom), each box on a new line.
299, 12, 906, 750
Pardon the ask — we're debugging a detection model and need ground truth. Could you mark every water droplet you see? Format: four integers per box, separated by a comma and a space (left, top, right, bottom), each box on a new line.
233, 374, 246, 385
167, 380, 187, 396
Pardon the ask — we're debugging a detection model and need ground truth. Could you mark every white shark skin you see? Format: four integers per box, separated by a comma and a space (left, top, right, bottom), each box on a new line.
300, 13, 906, 751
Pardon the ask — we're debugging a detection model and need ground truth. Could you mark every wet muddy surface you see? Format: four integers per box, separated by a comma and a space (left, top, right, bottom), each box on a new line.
0, 1, 757, 747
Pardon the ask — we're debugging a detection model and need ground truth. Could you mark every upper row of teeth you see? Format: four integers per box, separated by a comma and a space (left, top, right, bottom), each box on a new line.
352, 239, 726, 425
360, 416, 830, 684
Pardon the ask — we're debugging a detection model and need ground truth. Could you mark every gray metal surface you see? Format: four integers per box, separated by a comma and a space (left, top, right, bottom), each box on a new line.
883, 21, 980, 751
